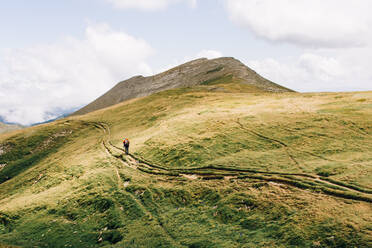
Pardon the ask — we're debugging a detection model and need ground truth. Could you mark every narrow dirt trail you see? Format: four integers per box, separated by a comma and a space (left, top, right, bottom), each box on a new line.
95, 122, 182, 247
92, 121, 372, 203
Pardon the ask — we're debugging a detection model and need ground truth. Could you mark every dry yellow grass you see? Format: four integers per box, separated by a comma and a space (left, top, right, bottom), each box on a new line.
0, 84, 371, 247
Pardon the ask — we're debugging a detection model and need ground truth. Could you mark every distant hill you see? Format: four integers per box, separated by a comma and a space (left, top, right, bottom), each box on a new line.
31, 112, 74, 127
73, 57, 293, 116
0, 122, 22, 134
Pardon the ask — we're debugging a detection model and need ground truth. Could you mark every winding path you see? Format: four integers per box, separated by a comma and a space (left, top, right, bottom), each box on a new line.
96, 122, 182, 247
92, 121, 372, 204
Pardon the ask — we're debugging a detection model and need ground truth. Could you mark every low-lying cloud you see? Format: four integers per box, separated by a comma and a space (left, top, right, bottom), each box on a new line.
246, 49, 372, 92
0, 23, 154, 125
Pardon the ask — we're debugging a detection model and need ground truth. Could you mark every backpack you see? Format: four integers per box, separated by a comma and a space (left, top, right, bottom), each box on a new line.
123, 138, 129, 145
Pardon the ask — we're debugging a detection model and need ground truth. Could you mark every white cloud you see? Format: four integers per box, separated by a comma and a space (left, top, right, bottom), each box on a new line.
226, 0, 372, 92
106, 0, 197, 11
246, 49, 372, 92
0, 23, 154, 125
226, 0, 372, 48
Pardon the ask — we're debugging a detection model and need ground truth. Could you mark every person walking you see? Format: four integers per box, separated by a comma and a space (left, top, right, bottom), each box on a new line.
123, 138, 130, 155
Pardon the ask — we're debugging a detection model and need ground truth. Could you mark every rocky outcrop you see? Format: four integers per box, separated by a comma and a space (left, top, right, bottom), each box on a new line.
73, 57, 293, 116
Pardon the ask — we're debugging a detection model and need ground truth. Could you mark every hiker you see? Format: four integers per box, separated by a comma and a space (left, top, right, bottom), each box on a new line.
123, 138, 130, 155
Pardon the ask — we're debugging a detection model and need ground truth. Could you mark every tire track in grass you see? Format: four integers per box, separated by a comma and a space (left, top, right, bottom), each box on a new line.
94, 122, 182, 246
119, 178, 181, 247
92, 121, 372, 203
236, 119, 335, 163
235, 119, 300, 166
126, 188, 180, 246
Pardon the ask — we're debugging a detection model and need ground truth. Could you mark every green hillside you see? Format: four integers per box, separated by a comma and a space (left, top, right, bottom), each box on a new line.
1, 80, 371, 247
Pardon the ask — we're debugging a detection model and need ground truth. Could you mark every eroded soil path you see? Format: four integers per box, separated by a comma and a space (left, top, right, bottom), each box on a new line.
92, 122, 372, 204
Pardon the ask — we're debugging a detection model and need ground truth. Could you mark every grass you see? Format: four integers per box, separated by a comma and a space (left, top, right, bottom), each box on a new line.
0, 82, 372, 247
200, 74, 235, 85
206, 65, 224, 74
0, 125, 81, 184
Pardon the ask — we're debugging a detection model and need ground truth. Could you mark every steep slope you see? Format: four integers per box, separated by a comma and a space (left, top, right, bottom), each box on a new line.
73, 57, 293, 116
0, 81, 371, 247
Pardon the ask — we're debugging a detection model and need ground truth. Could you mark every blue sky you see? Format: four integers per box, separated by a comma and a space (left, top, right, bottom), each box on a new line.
0, 0, 371, 125
0, 1, 298, 64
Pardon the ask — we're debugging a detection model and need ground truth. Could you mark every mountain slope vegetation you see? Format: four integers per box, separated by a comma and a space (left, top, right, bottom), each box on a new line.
0, 79, 371, 247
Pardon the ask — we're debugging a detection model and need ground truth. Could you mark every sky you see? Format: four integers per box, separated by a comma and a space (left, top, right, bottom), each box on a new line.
0, 0, 371, 125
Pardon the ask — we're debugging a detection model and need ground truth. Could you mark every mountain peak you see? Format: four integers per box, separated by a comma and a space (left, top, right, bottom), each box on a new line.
73, 57, 293, 116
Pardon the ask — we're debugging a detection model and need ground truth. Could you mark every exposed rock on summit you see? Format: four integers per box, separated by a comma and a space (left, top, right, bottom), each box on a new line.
73, 57, 293, 116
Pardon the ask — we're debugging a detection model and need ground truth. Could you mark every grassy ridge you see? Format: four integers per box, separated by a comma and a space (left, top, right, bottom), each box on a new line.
0, 82, 371, 247
0, 126, 72, 184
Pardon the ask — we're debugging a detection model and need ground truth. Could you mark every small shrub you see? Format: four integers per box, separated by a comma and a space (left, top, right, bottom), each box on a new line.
102, 230, 123, 244
240, 217, 262, 230
79, 196, 114, 213
188, 239, 214, 248
206, 65, 224, 74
